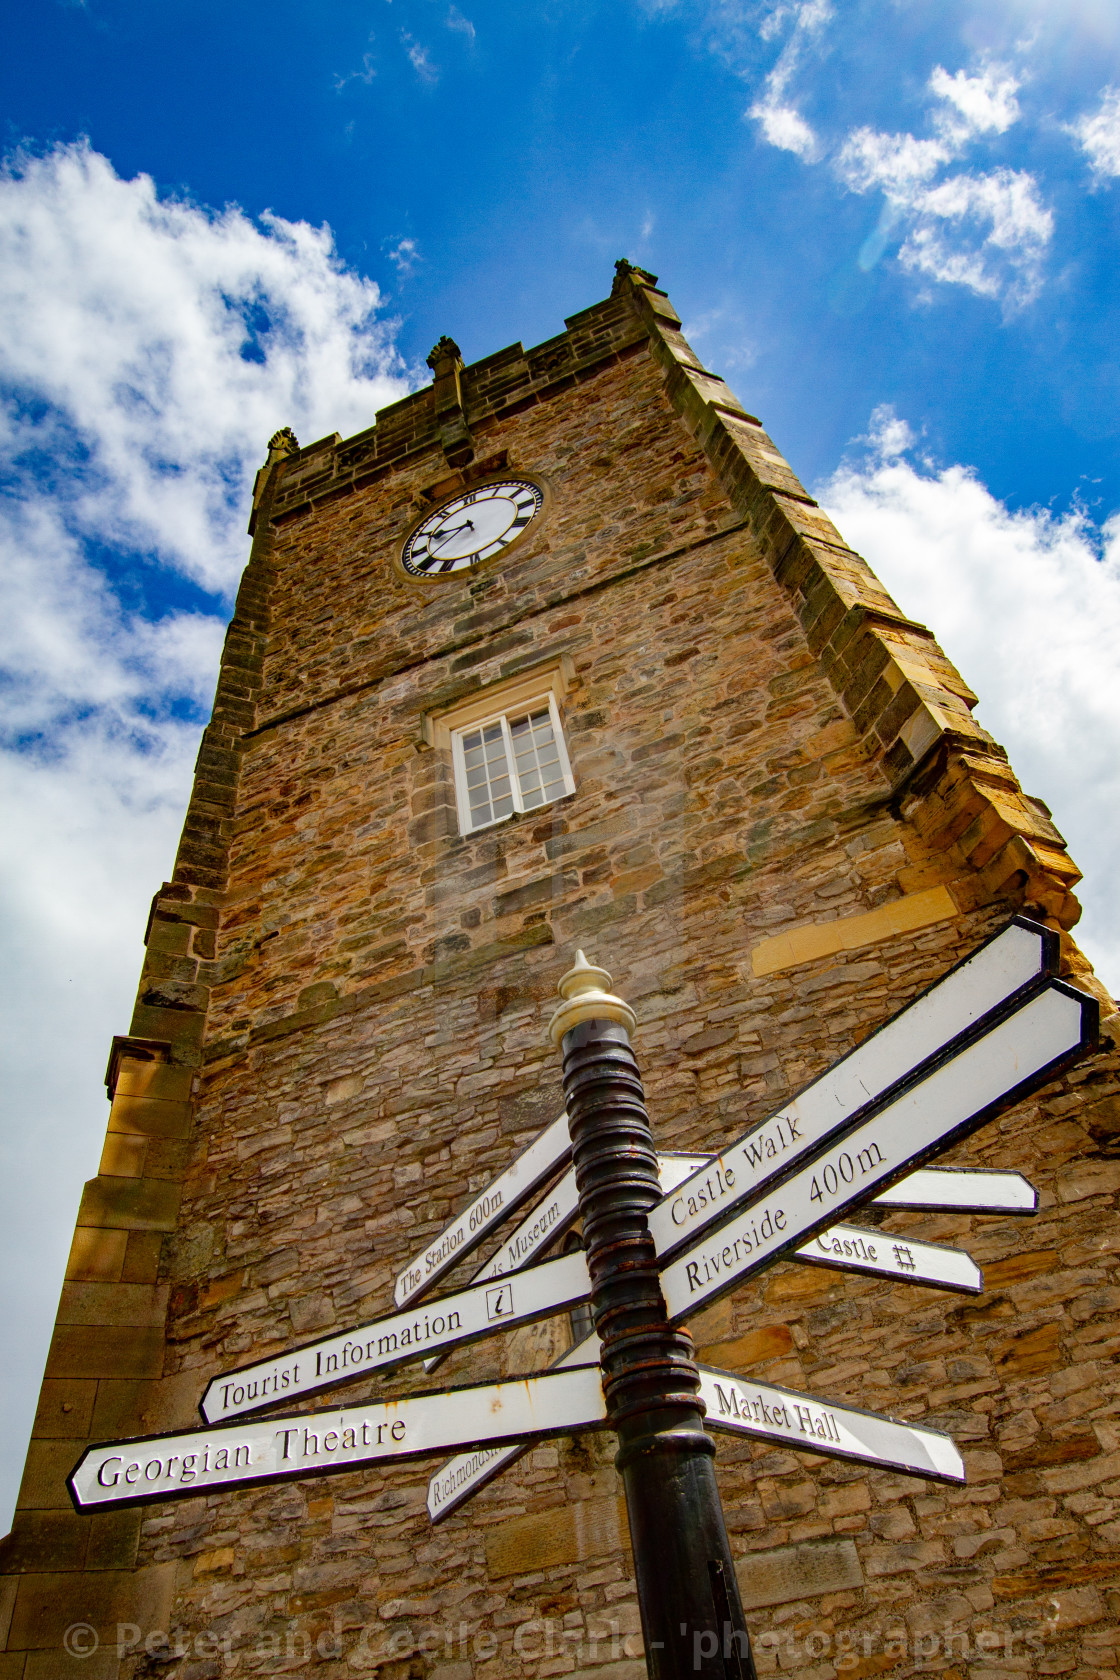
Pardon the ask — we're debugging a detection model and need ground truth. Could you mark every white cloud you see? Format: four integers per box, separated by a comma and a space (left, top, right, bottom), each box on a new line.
751, 98, 820, 160
929, 63, 1021, 143
446, 6, 476, 42
746, 0, 828, 162
402, 33, 439, 83
334, 50, 378, 91
0, 720, 201, 1536
0, 141, 410, 1532
897, 167, 1052, 300
832, 64, 1048, 305
386, 235, 422, 276
692, 1, 1047, 307
819, 408, 1120, 996
837, 129, 949, 197
0, 142, 407, 591
1068, 85, 1120, 180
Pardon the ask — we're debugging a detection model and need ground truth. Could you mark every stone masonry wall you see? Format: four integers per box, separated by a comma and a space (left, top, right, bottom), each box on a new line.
3, 272, 1118, 1680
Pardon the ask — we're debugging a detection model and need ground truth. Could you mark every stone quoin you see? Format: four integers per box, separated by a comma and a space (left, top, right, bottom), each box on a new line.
2, 262, 1118, 1675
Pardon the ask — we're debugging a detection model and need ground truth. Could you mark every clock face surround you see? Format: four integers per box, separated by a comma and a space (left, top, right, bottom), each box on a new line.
401, 478, 545, 577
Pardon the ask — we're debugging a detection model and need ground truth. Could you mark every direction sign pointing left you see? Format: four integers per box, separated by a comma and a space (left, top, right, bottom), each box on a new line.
201, 1249, 591, 1424
394, 1111, 572, 1307
422, 1152, 708, 1376
428, 1332, 601, 1520
70, 1366, 608, 1511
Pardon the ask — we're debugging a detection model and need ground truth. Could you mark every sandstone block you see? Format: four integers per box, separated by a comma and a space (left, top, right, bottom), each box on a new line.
486, 1497, 630, 1579
735, 1539, 862, 1608
107, 1096, 191, 1140
44, 1324, 165, 1382
75, 1178, 181, 1233
64, 1230, 127, 1286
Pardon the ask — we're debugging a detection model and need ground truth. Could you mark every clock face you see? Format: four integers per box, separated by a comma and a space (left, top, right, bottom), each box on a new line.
401, 479, 544, 577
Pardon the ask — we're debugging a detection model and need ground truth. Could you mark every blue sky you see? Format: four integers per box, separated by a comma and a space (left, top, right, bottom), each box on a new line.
6, 0, 1118, 512
1, 0, 1118, 1530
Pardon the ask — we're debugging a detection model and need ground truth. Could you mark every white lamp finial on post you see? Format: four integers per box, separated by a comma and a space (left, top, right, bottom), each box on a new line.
547, 950, 636, 1045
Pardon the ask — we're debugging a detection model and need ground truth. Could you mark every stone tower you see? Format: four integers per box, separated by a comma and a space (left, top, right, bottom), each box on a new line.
3, 263, 1118, 1678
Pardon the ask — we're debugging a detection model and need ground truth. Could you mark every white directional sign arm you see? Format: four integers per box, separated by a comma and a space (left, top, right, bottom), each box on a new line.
393, 1112, 573, 1308
794, 1224, 982, 1292
203, 1248, 592, 1424
464, 1153, 704, 1291
421, 1167, 582, 1375
428, 1328, 964, 1522
423, 1154, 706, 1376
428, 1332, 602, 1521
650, 919, 1056, 1262
661, 983, 1095, 1323
698, 1366, 964, 1483
72, 1367, 608, 1511
872, 1168, 1037, 1213
472, 1168, 580, 1283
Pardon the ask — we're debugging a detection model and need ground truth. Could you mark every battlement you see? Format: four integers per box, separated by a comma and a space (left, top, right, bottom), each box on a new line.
260, 289, 655, 530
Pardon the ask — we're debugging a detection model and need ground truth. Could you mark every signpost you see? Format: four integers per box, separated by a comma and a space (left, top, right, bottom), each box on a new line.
67, 917, 1099, 1680
648, 917, 1057, 1263
393, 1110, 572, 1306
660, 981, 1094, 1322
202, 1248, 592, 1424
72, 1367, 607, 1510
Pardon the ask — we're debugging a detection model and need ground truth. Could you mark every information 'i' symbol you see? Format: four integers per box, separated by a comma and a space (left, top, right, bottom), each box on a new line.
485, 1284, 513, 1321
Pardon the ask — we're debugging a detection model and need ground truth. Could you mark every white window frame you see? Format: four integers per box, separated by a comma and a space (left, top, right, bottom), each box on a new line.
451, 693, 575, 834
421, 656, 577, 837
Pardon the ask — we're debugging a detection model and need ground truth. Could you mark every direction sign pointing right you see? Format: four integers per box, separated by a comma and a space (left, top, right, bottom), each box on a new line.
794, 1223, 982, 1293
700, 1366, 964, 1483
872, 1168, 1037, 1214
650, 917, 1056, 1263
661, 981, 1095, 1323
427, 1205, 982, 1520
426, 1335, 966, 1521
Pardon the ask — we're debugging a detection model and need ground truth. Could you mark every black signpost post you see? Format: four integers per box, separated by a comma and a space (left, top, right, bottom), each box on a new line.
548, 953, 757, 1680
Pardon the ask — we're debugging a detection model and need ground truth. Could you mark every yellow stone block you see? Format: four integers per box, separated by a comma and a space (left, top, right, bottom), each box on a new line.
751, 885, 957, 977
97, 1134, 148, 1179
64, 1228, 127, 1285
485, 1495, 629, 1579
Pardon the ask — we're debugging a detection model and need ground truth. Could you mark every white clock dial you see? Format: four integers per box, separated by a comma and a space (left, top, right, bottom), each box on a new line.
402, 479, 544, 576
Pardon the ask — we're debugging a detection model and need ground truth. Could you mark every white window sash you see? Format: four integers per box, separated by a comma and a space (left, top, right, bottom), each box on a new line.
451, 692, 574, 835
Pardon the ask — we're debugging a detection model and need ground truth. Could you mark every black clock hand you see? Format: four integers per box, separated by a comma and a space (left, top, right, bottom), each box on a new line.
428, 518, 475, 553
